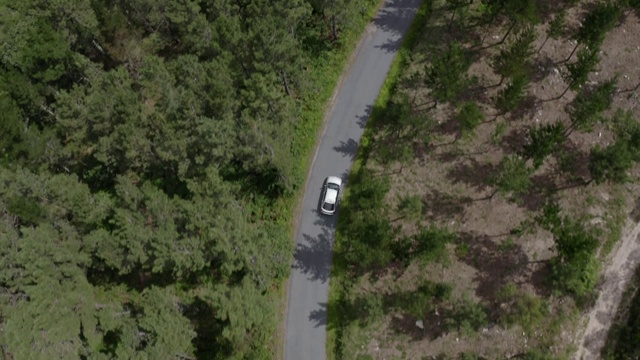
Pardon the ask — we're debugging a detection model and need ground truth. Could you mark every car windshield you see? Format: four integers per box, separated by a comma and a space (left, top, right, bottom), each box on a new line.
327, 183, 340, 191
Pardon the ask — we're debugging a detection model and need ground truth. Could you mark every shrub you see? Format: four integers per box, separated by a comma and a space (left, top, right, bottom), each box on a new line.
457, 102, 485, 139
352, 293, 384, 326
394, 282, 453, 319
412, 225, 457, 264
338, 169, 395, 271
498, 284, 548, 332
395, 193, 424, 222
446, 296, 489, 336
495, 73, 529, 114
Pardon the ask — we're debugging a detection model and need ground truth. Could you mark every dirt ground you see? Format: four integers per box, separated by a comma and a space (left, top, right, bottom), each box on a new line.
345, 2, 640, 359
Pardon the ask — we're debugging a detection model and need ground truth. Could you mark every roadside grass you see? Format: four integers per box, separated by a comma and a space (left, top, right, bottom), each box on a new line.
600, 186, 628, 257
271, 0, 387, 357
601, 263, 640, 359
326, 1, 435, 359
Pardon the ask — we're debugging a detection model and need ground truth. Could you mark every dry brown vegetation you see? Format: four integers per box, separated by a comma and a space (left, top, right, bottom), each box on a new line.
330, 0, 640, 359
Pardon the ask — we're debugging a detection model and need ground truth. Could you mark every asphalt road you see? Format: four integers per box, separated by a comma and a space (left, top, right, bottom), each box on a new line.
284, 1, 421, 359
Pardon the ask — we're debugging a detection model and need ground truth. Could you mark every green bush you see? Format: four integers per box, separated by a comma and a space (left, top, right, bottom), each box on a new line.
352, 293, 385, 326
338, 169, 395, 271
552, 256, 600, 299
498, 284, 548, 332
495, 73, 529, 114
394, 282, 453, 318
395, 193, 424, 222
457, 101, 484, 138
7, 196, 46, 226
446, 296, 489, 336
412, 224, 457, 264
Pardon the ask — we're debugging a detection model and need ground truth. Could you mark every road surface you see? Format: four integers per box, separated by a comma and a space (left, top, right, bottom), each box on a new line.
284, 0, 421, 359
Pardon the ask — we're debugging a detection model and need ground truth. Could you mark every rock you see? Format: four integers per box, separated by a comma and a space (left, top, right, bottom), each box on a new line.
416, 320, 424, 330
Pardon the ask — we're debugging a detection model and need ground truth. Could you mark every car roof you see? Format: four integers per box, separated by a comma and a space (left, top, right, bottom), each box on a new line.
326, 176, 342, 186
325, 188, 338, 204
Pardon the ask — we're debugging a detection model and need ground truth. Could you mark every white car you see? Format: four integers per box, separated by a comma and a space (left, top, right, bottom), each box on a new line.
320, 176, 342, 215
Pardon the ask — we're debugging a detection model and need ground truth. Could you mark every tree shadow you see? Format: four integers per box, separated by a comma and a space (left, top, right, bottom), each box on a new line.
433, 148, 461, 163
432, 108, 459, 138
530, 56, 557, 84
557, 139, 592, 181
456, 232, 530, 317
446, 158, 497, 193
507, 94, 539, 122
630, 197, 640, 222
333, 138, 359, 161
537, 0, 578, 22
356, 104, 373, 129
373, 0, 422, 53
314, 207, 338, 229
337, 170, 351, 188
309, 302, 328, 328
343, 281, 451, 341
184, 296, 224, 359
528, 260, 554, 298
422, 188, 472, 222
499, 126, 529, 154
514, 171, 557, 212
294, 225, 335, 283
457, 80, 492, 106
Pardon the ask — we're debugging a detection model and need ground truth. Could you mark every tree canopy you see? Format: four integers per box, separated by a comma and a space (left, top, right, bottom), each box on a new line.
424, 42, 472, 106
0, 0, 378, 357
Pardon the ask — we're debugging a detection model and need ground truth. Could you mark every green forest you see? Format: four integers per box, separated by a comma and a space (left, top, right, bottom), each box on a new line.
0, 0, 377, 358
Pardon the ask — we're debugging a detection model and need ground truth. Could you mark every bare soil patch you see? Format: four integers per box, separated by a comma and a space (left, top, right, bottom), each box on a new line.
339, 2, 640, 359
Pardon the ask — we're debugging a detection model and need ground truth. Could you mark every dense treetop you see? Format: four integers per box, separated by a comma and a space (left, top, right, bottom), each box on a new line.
0, 0, 375, 358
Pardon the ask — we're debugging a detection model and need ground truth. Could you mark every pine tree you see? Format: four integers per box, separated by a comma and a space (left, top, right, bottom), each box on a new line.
563, 2, 621, 62
538, 10, 566, 53
457, 101, 485, 139
489, 155, 533, 200
425, 42, 471, 106
558, 47, 600, 99
588, 141, 634, 185
492, 25, 536, 86
565, 77, 617, 135
495, 73, 529, 114
522, 122, 566, 169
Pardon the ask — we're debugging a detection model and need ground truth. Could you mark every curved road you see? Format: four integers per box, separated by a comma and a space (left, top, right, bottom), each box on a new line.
285, 0, 421, 359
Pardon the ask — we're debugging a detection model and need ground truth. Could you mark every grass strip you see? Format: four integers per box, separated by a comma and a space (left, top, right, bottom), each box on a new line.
325, 1, 435, 359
